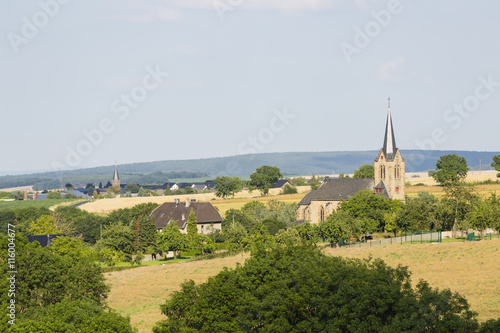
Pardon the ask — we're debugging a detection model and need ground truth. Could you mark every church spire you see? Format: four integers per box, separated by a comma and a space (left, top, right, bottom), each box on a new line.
382, 97, 397, 159
112, 163, 120, 188
113, 165, 120, 181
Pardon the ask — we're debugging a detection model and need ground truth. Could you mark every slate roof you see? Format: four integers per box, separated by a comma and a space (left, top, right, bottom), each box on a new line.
298, 190, 317, 205
298, 178, 390, 204
272, 179, 292, 188
151, 201, 223, 229
26, 234, 66, 247
374, 181, 391, 198
64, 190, 92, 199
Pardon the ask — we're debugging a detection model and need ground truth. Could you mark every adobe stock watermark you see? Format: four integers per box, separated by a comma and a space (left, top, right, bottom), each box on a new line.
410, 74, 499, 168
7, 0, 72, 54
213, 0, 244, 21
224, 106, 296, 176
340, 0, 411, 64
6, 224, 16, 326
51, 65, 169, 172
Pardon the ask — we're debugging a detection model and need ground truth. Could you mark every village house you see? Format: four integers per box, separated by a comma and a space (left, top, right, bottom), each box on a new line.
272, 179, 293, 189
150, 198, 223, 235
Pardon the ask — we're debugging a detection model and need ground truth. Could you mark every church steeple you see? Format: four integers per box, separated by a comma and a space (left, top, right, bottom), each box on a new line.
382, 97, 397, 160
112, 164, 120, 188
374, 98, 405, 202
113, 165, 119, 181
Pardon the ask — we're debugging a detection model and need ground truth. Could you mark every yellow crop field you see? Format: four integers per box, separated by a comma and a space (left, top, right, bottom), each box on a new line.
78, 186, 310, 214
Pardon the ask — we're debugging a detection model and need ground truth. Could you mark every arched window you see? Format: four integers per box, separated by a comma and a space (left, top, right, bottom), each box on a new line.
320, 206, 325, 222
396, 186, 400, 193
394, 165, 400, 179
382, 165, 386, 179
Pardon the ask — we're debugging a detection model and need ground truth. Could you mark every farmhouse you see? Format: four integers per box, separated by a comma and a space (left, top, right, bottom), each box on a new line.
272, 179, 293, 189
296, 100, 405, 224
151, 198, 223, 235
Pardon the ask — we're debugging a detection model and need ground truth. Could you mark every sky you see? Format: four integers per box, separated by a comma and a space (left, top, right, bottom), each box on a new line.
1, 0, 500, 175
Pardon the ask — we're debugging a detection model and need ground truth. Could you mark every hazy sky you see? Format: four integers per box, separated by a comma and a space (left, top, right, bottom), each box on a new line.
2, 0, 500, 175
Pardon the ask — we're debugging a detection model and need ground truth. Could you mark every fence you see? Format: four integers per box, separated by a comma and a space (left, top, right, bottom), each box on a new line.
338, 231, 442, 248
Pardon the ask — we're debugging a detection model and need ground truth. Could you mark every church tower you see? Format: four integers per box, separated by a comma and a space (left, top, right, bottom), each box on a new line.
374, 98, 405, 202
112, 164, 120, 188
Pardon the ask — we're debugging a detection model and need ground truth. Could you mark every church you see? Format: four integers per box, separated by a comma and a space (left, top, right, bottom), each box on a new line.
296, 101, 405, 224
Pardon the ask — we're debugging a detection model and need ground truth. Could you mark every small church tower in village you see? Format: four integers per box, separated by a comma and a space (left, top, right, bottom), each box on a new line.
112, 164, 120, 188
374, 98, 405, 202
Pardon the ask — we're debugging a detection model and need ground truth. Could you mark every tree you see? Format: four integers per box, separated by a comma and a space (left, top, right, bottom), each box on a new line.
153, 243, 480, 333
339, 189, 397, 233
353, 164, 375, 178
98, 181, 103, 189
87, 185, 95, 197
213, 176, 243, 198
157, 222, 187, 259
294, 222, 320, 245
101, 224, 134, 261
338, 173, 350, 179
27, 215, 63, 235
394, 191, 438, 233
47, 191, 61, 199
281, 184, 297, 194
124, 183, 141, 193
73, 213, 107, 244
64, 183, 74, 190
319, 210, 362, 247
223, 222, 248, 250
438, 182, 477, 237
0, 235, 109, 315
432, 154, 469, 185
308, 175, 321, 190
249, 165, 283, 196
50, 236, 93, 261
132, 215, 158, 254
492, 155, 500, 178
12, 299, 135, 333
468, 196, 496, 239
289, 177, 307, 186
108, 185, 121, 195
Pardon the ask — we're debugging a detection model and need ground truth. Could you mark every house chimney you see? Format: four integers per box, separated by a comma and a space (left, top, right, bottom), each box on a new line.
181, 214, 185, 220
34, 192, 38, 200
186, 198, 190, 208
175, 198, 180, 205
23, 191, 28, 200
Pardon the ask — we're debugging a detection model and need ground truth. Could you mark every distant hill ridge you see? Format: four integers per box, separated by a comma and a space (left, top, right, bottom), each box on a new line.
0, 150, 498, 190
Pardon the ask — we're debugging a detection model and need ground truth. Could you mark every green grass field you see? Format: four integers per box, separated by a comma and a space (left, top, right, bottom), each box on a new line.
106, 239, 500, 333
0, 199, 80, 210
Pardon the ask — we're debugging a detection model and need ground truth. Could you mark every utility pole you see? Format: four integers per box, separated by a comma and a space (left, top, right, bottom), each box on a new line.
479, 159, 482, 174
